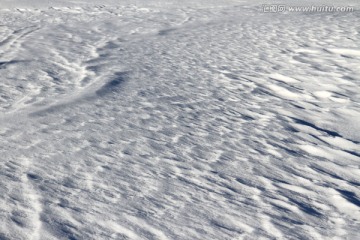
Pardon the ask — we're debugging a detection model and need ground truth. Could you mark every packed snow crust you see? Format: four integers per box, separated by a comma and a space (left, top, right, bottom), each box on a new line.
0, 0, 359, 239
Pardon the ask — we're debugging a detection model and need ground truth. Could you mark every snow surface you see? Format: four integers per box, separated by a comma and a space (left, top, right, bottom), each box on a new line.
0, 0, 360, 239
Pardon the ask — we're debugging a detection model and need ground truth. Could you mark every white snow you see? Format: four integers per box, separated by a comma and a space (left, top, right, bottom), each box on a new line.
0, 0, 360, 239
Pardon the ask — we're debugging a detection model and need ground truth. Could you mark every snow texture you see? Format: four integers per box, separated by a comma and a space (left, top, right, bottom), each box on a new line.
0, 0, 359, 239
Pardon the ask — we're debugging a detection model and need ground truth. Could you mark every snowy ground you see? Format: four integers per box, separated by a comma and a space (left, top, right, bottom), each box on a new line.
0, 0, 360, 239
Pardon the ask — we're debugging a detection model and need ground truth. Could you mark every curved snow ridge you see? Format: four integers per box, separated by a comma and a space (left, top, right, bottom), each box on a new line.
0, 5, 215, 115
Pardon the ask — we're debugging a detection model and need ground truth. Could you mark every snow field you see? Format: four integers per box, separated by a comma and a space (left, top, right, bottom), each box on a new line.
0, 1, 359, 239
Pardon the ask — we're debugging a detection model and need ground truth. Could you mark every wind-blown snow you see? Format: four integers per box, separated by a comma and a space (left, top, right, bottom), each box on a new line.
0, 0, 359, 239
